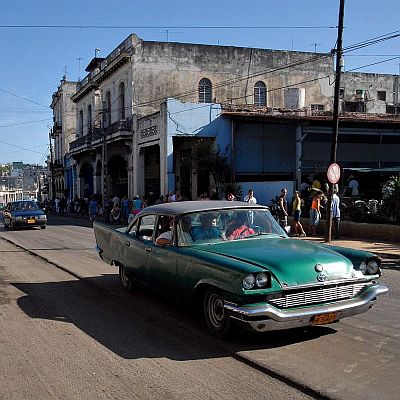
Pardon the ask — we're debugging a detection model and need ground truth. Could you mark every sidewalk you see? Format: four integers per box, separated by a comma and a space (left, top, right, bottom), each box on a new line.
301, 235, 400, 259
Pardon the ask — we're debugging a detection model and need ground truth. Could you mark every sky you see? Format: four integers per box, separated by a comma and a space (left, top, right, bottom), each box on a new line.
0, 0, 399, 165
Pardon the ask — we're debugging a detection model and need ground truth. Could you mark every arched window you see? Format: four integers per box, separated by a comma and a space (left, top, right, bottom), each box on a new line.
119, 82, 125, 120
254, 81, 267, 107
198, 78, 212, 103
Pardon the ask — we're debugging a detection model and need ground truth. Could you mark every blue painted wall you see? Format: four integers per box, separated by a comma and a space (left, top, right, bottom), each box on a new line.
165, 98, 231, 191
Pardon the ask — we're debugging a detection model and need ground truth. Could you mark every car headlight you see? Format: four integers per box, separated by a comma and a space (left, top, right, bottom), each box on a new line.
38, 215, 47, 220
15, 216, 23, 220
243, 274, 256, 289
367, 258, 381, 275
359, 257, 381, 275
256, 273, 269, 288
359, 261, 367, 274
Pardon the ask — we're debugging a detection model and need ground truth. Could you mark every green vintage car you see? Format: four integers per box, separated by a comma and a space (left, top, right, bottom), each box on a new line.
93, 201, 388, 336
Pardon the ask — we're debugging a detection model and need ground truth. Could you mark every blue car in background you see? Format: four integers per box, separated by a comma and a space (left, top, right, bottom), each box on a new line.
3, 200, 47, 230
0, 203, 4, 223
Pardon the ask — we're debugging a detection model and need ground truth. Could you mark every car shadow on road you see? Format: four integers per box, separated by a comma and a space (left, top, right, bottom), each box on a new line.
13, 275, 336, 361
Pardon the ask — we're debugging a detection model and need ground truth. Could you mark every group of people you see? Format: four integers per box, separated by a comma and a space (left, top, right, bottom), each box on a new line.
276, 181, 342, 239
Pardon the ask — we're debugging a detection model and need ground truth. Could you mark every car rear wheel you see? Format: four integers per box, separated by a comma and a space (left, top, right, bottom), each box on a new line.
203, 288, 231, 337
118, 264, 133, 292
40, 225, 46, 229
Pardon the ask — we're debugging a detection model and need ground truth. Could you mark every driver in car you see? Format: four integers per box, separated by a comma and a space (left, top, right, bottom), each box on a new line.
227, 213, 255, 240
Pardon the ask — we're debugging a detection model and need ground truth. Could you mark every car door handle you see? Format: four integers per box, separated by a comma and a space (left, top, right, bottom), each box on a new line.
145, 247, 152, 252
124, 241, 130, 247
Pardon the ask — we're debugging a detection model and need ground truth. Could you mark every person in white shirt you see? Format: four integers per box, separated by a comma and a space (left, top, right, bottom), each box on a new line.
244, 189, 257, 204
331, 189, 341, 239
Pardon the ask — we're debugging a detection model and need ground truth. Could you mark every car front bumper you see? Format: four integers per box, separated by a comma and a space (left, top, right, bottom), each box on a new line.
224, 283, 388, 332
12, 219, 47, 228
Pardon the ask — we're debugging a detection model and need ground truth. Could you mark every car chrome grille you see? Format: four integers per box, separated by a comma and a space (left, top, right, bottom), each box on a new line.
269, 282, 372, 309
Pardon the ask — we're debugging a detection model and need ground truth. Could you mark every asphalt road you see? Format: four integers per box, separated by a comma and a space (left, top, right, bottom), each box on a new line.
0, 215, 399, 400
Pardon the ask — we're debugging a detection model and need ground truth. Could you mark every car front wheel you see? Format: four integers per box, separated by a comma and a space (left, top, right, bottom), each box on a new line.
118, 264, 133, 292
203, 288, 231, 337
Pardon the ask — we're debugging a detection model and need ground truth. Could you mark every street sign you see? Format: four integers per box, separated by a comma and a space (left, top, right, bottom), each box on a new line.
327, 163, 341, 184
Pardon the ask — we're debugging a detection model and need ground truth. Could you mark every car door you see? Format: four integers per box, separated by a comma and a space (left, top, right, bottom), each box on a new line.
148, 214, 179, 292
123, 214, 156, 283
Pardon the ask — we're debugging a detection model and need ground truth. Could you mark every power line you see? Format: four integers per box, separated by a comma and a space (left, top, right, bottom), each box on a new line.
0, 88, 49, 108
0, 24, 337, 30
0, 118, 52, 128
0, 138, 48, 154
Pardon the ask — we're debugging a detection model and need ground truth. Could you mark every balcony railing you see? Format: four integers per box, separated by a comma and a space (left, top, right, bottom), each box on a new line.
69, 118, 133, 153
69, 134, 92, 151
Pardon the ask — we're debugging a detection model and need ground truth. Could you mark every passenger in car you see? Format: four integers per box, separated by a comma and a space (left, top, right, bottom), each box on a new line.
191, 213, 222, 242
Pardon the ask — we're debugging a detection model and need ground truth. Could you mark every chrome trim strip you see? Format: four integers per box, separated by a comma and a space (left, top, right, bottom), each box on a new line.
224, 284, 388, 320
280, 277, 373, 291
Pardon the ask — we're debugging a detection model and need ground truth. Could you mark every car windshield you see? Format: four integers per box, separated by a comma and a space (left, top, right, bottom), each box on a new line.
11, 201, 39, 212
177, 208, 287, 246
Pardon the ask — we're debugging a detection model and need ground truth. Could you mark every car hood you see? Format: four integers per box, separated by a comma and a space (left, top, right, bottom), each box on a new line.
11, 210, 45, 217
195, 237, 356, 287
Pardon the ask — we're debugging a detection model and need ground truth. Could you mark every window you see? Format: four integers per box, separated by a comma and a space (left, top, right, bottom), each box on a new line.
119, 82, 125, 120
106, 91, 111, 126
198, 78, 212, 103
79, 110, 83, 136
254, 81, 267, 106
377, 91, 386, 101
87, 105, 92, 131
137, 214, 156, 241
310, 104, 325, 112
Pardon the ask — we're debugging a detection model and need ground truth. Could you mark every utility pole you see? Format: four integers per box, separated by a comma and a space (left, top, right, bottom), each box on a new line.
101, 109, 108, 206
325, 0, 345, 242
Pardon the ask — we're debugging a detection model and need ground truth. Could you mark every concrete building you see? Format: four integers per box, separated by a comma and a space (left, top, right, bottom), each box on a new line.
61, 33, 400, 204
68, 33, 335, 201
341, 71, 400, 114
50, 77, 77, 199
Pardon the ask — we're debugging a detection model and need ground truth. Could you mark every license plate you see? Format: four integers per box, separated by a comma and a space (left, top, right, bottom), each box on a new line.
311, 312, 338, 325
27, 219, 35, 224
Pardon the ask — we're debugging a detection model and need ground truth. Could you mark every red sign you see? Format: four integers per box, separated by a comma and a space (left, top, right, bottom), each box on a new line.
327, 163, 341, 184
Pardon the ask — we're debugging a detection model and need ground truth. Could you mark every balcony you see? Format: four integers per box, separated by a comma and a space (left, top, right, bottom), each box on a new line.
69, 134, 92, 153
50, 122, 62, 138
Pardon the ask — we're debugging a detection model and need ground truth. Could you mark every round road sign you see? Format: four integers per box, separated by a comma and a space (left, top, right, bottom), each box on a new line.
327, 163, 341, 184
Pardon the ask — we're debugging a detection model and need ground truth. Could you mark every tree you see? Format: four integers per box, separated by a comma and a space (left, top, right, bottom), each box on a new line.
193, 141, 232, 197
380, 175, 400, 223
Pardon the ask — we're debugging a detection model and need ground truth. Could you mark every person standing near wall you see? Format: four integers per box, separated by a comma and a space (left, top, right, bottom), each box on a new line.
277, 188, 288, 228
292, 191, 306, 236
244, 189, 257, 204
332, 188, 341, 239
308, 192, 322, 236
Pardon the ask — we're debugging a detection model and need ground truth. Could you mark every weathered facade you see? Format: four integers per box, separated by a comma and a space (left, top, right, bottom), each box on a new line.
68, 34, 335, 200
50, 78, 77, 199
341, 71, 400, 114
61, 33, 400, 204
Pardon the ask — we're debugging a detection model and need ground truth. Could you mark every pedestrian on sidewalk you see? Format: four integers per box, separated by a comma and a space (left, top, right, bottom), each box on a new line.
292, 191, 306, 236
244, 189, 257, 204
277, 188, 288, 229
89, 195, 98, 223
332, 188, 341, 239
308, 192, 322, 236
